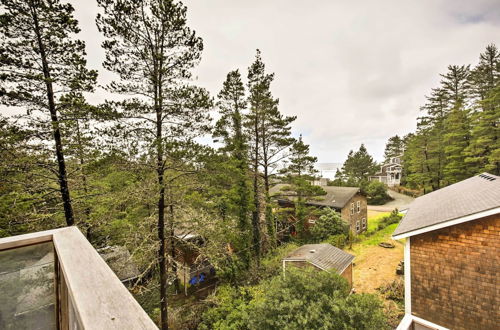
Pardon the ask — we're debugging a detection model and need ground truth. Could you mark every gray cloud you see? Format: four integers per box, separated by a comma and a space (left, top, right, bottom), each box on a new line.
3, 0, 500, 163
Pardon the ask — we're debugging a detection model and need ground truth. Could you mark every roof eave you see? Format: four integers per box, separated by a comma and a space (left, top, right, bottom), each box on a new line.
392, 206, 500, 240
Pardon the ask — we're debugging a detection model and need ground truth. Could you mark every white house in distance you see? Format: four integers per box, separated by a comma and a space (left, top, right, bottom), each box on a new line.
370, 156, 403, 187
393, 173, 500, 330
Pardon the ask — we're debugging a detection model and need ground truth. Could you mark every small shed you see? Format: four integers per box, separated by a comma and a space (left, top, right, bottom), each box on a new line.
98, 246, 140, 285
282, 243, 355, 287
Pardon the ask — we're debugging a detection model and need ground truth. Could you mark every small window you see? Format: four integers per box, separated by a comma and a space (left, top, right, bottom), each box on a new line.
308, 219, 316, 224
356, 220, 360, 232
350, 203, 354, 215
356, 201, 361, 213
362, 218, 366, 229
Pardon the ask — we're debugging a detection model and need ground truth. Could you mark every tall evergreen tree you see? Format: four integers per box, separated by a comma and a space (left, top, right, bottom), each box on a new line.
97, 1, 211, 328
280, 136, 323, 237
469, 44, 500, 102
465, 45, 500, 175
341, 144, 377, 185
383, 135, 404, 161
245, 50, 273, 263
465, 85, 500, 175
440, 65, 472, 184
259, 93, 295, 249
0, 0, 97, 226
214, 70, 252, 265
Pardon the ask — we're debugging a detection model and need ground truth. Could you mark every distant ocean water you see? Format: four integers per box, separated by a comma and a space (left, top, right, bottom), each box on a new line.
315, 163, 342, 179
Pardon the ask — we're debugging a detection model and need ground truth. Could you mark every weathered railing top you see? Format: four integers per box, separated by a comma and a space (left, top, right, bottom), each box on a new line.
0, 226, 158, 329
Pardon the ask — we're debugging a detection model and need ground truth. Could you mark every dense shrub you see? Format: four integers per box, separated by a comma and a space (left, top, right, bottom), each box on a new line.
377, 209, 402, 231
378, 278, 404, 303
310, 208, 349, 242
200, 268, 387, 330
364, 181, 392, 205
325, 233, 348, 248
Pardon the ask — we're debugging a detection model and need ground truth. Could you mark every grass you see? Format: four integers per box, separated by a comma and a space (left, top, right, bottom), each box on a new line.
367, 212, 391, 232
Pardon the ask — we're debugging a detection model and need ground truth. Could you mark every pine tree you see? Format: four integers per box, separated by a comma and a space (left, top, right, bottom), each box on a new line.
341, 144, 377, 185
465, 85, 500, 175
443, 107, 471, 183
0, 0, 97, 226
383, 135, 404, 161
97, 1, 211, 328
465, 45, 500, 175
258, 90, 295, 249
245, 50, 273, 262
280, 136, 323, 237
214, 70, 252, 265
469, 44, 500, 102
440, 65, 472, 184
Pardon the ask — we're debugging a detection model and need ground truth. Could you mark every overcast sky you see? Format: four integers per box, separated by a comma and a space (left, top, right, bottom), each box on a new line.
5, 0, 500, 163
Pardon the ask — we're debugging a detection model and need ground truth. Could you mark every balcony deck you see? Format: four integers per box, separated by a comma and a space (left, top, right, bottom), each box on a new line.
0, 226, 158, 329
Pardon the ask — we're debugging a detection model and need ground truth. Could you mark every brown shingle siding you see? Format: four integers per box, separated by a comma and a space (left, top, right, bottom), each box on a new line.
410, 214, 500, 330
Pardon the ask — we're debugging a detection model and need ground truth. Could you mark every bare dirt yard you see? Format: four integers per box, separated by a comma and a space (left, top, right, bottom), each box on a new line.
350, 235, 404, 293
345, 212, 406, 327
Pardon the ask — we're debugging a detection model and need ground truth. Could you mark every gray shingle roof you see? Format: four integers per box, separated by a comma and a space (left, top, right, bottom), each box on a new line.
283, 243, 354, 274
393, 173, 500, 237
270, 184, 360, 209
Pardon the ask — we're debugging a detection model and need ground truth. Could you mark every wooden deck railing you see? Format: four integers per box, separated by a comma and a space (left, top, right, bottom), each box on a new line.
0, 227, 158, 329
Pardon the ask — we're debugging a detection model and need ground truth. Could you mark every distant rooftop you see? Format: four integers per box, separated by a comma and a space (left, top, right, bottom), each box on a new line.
393, 173, 500, 238
283, 243, 354, 273
270, 184, 360, 209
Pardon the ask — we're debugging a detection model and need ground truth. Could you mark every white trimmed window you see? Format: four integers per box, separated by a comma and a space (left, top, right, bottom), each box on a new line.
356, 201, 361, 213
362, 218, 366, 229
350, 203, 354, 215
356, 220, 360, 232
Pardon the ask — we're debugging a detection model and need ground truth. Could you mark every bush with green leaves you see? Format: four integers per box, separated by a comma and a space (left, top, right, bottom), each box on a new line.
377, 209, 402, 231
364, 181, 392, 205
200, 268, 387, 330
310, 208, 349, 242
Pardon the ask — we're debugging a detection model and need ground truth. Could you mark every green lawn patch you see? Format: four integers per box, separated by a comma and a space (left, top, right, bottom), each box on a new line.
367, 212, 391, 232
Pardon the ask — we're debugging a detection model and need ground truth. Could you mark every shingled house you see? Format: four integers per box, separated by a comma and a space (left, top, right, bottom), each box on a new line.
270, 184, 368, 234
282, 243, 355, 287
370, 155, 403, 187
393, 173, 500, 330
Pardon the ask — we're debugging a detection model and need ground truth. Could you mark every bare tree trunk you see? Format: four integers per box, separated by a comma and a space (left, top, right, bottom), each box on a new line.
31, 4, 74, 226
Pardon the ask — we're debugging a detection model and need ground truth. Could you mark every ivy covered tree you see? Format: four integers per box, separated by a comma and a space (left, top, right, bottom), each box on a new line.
213, 70, 253, 266
96, 1, 211, 328
0, 0, 98, 226
245, 50, 273, 261
279, 135, 324, 236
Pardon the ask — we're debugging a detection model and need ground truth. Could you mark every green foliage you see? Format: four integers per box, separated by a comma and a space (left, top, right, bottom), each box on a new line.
384, 135, 404, 161
404, 44, 500, 192
376, 209, 402, 231
325, 234, 348, 249
364, 181, 391, 205
338, 144, 378, 186
201, 268, 387, 330
310, 208, 348, 242
279, 136, 324, 236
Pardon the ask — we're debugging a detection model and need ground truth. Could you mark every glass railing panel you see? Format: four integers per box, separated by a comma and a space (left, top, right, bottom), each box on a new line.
0, 242, 56, 330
